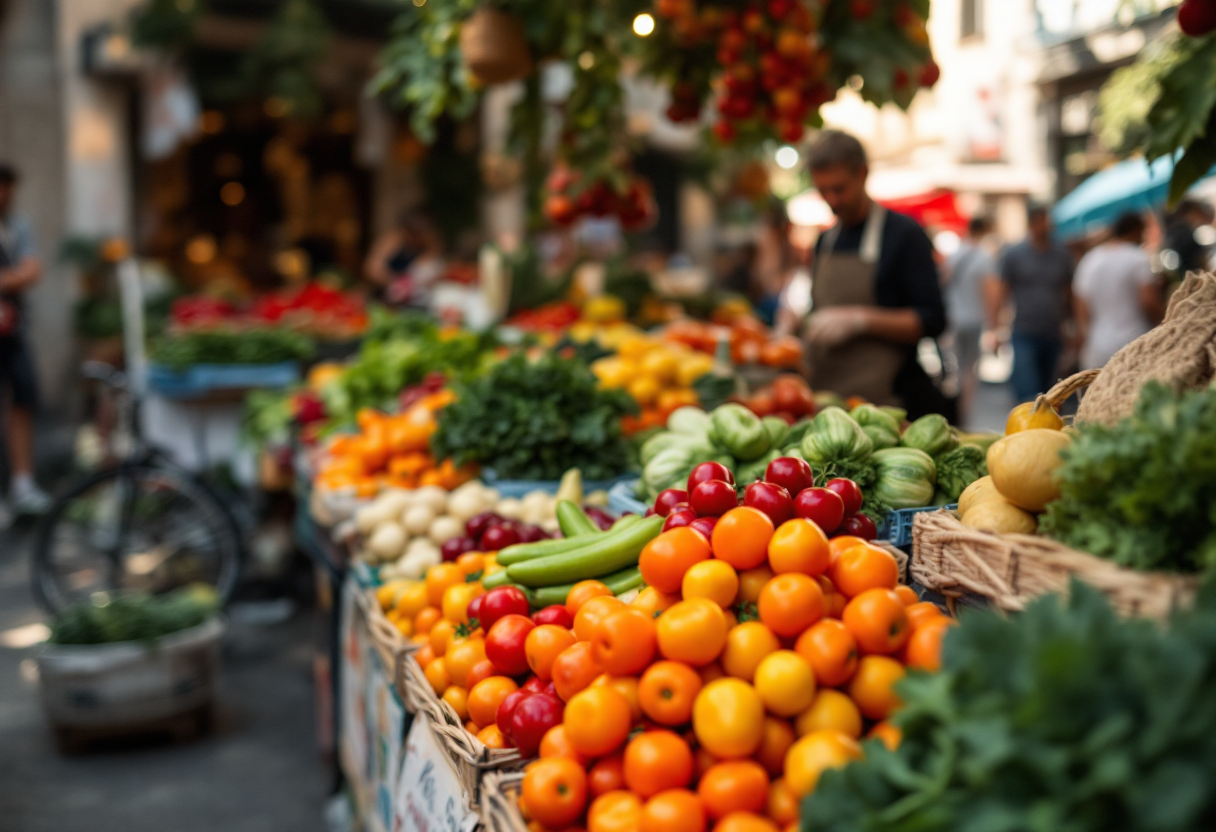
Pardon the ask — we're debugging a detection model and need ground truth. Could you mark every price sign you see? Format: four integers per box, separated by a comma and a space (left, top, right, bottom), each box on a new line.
393, 717, 478, 832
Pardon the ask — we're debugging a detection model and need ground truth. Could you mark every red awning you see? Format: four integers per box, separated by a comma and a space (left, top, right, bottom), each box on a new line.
878, 189, 968, 233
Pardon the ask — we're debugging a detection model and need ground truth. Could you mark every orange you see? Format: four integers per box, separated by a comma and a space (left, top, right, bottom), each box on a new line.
867, 720, 902, 751
847, 655, 905, 720
906, 601, 946, 631
567, 579, 613, 617
721, 621, 781, 682
632, 586, 680, 618
588, 752, 626, 797
784, 730, 862, 797
426, 563, 465, 607
841, 588, 910, 655
757, 574, 825, 637
794, 618, 859, 687
894, 584, 919, 606
565, 686, 633, 757
656, 599, 728, 666
697, 760, 769, 819
477, 723, 509, 749
712, 507, 776, 570
442, 686, 468, 721
639, 527, 712, 593
767, 519, 831, 576
592, 608, 658, 676
424, 656, 451, 695
905, 617, 956, 671
525, 625, 578, 681
829, 545, 899, 598
622, 729, 694, 798
754, 717, 797, 777
692, 678, 766, 759
588, 790, 643, 832
794, 689, 861, 739
551, 641, 604, 702
753, 650, 816, 717
444, 637, 487, 688
575, 595, 627, 641
640, 788, 706, 832
540, 724, 586, 762
638, 661, 703, 726
737, 565, 776, 603
468, 677, 518, 727
766, 777, 799, 826
682, 560, 740, 608
522, 757, 588, 830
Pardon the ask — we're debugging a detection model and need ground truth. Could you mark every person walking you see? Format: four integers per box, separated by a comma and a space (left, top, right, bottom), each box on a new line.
801, 130, 948, 419
941, 215, 996, 425
1073, 211, 1163, 370
0, 163, 51, 517
989, 205, 1074, 403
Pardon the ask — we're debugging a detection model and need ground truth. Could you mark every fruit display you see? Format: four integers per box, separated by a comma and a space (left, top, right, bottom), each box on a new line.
591, 336, 713, 435
170, 282, 370, 340
543, 165, 657, 231
735, 374, 817, 423
663, 318, 803, 370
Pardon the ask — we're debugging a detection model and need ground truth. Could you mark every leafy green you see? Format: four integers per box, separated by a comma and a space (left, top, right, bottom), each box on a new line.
50, 585, 219, 645
1039, 383, 1216, 573
934, 444, 987, 502
432, 353, 637, 482
150, 328, 314, 370
802, 579, 1216, 832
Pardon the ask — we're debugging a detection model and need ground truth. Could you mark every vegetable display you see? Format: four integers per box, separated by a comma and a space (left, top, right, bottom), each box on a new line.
803, 580, 1216, 832
590, 335, 713, 435
49, 585, 219, 645
150, 327, 315, 370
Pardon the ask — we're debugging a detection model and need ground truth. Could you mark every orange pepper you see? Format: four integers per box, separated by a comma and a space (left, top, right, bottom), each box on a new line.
389, 452, 432, 478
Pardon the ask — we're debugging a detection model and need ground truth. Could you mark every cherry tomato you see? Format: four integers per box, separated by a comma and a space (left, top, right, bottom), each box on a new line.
689, 515, 719, 539
840, 513, 878, 540
551, 641, 604, 702
466, 511, 504, 542
564, 686, 633, 757
764, 456, 814, 496
465, 659, 497, 690
479, 586, 531, 631
466, 594, 485, 625
468, 676, 518, 728
481, 524, 521, 551
663, 508, 698, 532
711, 507, 775, 570
793, 487, 845, 534
566, 580, 614, 616
522, 757, 587, 829
526, 624, 578, 681
591, 608, 657, 676
496, 688, 531, 736
692, 678, 766, 759
767, 518, 831, 576
639, 527, 712, 594
485, 614, 535, 676
824, 478, 863, 517
532, 604, 575, 628
510, 692, 565, 756
638, 660, 703, 726
656, 599, 728, 666
654, 488, 690, 518
743, 482, 794, 526
688, 461, 735, 493
622, 729, 694, 798
691, 480, 740, 517
682, 560, 740, 609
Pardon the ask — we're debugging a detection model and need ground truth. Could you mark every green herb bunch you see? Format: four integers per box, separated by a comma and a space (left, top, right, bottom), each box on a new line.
151, 328, 314, 370
432, 353, 637, 482
50, 586, 219, 646
1039, 382, 1216, 573
803, 580, 1216, 832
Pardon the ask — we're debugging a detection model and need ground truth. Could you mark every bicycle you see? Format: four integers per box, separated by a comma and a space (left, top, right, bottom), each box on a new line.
31, 360, 244, 613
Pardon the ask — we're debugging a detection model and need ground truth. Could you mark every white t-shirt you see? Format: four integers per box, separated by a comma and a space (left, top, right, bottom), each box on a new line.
1073, 241, 1156, 369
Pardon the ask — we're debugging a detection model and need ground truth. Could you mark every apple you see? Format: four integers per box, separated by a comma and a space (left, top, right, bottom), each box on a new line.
765, 456, 814, 496
793, 487, 845, 534
825, 478, 864, 517
690, 480, 740, 518
688, 461, 735, 493
744, 482, 794, 526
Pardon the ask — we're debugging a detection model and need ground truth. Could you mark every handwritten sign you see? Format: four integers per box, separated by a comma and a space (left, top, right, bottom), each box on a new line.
394, 717, 478, 832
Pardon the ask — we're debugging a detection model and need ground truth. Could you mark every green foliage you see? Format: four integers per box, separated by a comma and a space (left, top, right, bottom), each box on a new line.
432, 353, 637, 481
130, 0, 204, 51
934, 444, 987, 502
802, 579, 1216, 832
50, 585, 219, 645
1100, 32, 1190, 155
242, 387, 295, 446
241, 0, 330, 118
150, 328, 315, 370
1039, 382, 1216, 573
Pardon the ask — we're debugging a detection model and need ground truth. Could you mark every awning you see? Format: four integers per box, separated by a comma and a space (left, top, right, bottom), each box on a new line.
787, 188, 968, 233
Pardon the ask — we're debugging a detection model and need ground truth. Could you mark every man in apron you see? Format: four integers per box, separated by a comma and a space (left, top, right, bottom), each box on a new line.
802, 131, 949, 419
0, 163, 51, 518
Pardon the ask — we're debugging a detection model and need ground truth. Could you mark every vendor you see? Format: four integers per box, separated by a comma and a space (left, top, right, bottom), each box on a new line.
802, 130, 948, 418
363, 210, 443, 305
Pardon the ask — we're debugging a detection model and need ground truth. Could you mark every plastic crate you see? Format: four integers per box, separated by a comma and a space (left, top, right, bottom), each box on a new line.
147, 361, 300, 398
607, 479, 648, 516
879, 504, 957, 550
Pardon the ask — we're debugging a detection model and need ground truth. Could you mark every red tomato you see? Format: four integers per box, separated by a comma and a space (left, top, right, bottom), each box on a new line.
654, 489, 690, 518
486, 614, 535, 676
532, 605, 575, 628
510, 693, 565, 756
691, 480, 739, 517
479, 586, 531, 631
664, 508, 698, 532
794, 488, 845, 534
743, 482, 794, 526
688, 462, 735, 493
689, 516, 718, 539
496, 688, 531, 736
824, 478, 863, 517
764, 456, 814, 495
840, 514, 878, 541
466, 594, 485, 624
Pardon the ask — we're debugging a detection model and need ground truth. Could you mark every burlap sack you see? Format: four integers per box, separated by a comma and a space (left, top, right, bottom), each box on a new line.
1075, 270, 1216, 425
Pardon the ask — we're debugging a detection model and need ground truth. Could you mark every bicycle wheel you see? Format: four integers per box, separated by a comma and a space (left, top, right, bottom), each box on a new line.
32, 464, 243, 613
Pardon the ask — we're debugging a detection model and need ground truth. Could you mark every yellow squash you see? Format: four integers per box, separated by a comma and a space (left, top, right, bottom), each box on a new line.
986, 429, 1072, 513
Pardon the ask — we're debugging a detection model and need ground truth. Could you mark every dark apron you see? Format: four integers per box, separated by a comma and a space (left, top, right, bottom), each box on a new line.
806, 203, 906, 406
0, 224, 19, 336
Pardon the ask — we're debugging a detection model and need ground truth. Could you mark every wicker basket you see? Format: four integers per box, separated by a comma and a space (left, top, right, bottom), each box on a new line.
401, 653, 525, 802
360, 590, 418, 706
910, 510, 1200, 620
480, 771, 527, 832
460, 8, 533, 85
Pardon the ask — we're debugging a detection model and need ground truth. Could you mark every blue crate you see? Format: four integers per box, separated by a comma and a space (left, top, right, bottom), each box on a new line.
481, 470, 636, 501
147, 361, 301, 398
607, 479, 648, 516
879, 504, 957, 550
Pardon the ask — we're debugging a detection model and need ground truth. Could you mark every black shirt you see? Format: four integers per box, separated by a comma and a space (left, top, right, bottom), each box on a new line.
813, 208, 948, 418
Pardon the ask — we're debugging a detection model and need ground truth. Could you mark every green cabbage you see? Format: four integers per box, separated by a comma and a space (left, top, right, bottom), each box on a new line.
801, 407, 873, 464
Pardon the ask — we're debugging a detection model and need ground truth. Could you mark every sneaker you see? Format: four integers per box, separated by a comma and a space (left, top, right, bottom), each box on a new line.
11, 484, 51, 515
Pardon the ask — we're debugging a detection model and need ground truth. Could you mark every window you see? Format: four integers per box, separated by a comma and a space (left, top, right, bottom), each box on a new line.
961, 0, 983, 39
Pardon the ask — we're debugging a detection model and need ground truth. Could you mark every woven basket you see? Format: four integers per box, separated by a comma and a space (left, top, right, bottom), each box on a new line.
480, 770, 527, 832
910, 510, 1200, 620
360, 590, 418, 706
460, 8, 533, 85
401, 653, 525, 802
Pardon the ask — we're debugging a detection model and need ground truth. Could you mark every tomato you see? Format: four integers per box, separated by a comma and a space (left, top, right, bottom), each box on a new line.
466, 594, 485, 626
523, 676, 556, 696
591, 674, 643, 722
591, 608, 657, 676
758, 573, 825, 637
714, 812, 780, 832
697, 760, 769, 819
477, 723, 509, 749
847, 655, 905, 720
414, 606, 441, 637
841, 588, 910, 655
574, 595, 627, 641
753, 650, 816, 717
640, 788, 706, 832
767, 518, 831, 577
654, 488, 690, 518
486, 614, 536, 676
829, 544, 899, 598
687, 461, 735, 492
539, 723, 586, 762
894, 584, 919, 606
639, 527, 712, 593
587, 790, 642, 832
496, 688, 531, 735
588, 751, 626, 796
905, 601, 946, 631
429, 618, 455, 655
456, 551, 485, 575
795, 688, 861, 738
510, 692, 565, 756
826, 535, 866, 565
794, 618, 859, 687
867, 720, 902, 751
840, 513, 878, 540
424, 657, 451, 695
396, 582, 431, 618
793, 488, 844, 535
691, 479, 740, 517
532, 604, 575, 628
468, 676, 518, 728
525, 624, 578, 681
766, 777, 799, 825
764, 456, 814, 496
478, 586, 530, 630
623, 729, 694, 797
565, 686, 633, 757
743, 482, 794, 526
736, 564, 776, 603
656, 599, 728, 666
755, 717, 796, 777
905, 616, 956, 671
823, 478, 862, 516
631, 585, 680, 618
784, 730, 862, 797
551, 641, 604, 702
445, 636, 487, 688
637, 661, 702, 726
522, 757, 587, 829
721, 621, 780, 682
712, 507, 775, 570
465, 659, 497, 691
700, 660, 727, 685
664, 508, 698, 532
692, 678, 766, 759
426, 563, 466, 607
413, 642, 436, 670
566, 579, 613, 617
442, 686, 468, 721
682, 559, 740, 608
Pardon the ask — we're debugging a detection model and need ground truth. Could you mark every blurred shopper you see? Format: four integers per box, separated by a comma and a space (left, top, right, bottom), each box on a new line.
802, 131, 948, 418
1161, 199, 1213, 282
0, 164, 50, 517
364, 210, 443, 305
990, 205, 1074, 402
1073, 212, 1163, 370
942, 215, 996, 424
